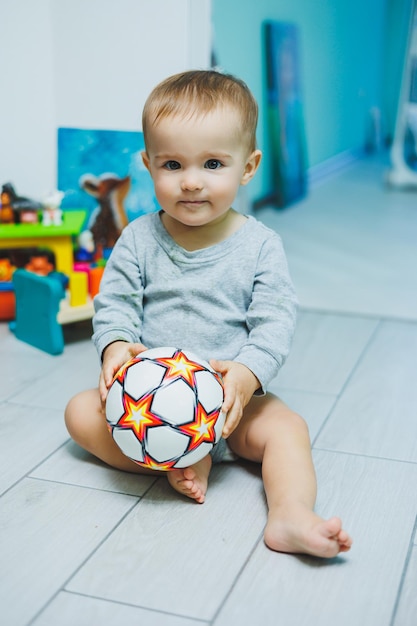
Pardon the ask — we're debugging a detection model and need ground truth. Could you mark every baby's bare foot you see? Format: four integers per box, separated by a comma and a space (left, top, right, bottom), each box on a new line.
167, 455, 212, 503
264, 504, 352, 558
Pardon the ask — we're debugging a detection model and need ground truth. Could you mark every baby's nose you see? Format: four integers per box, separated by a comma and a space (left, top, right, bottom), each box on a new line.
181, 170, 203, 191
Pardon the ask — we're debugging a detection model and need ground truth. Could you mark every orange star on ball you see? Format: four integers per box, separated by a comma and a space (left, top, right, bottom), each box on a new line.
156, 350, 206, 387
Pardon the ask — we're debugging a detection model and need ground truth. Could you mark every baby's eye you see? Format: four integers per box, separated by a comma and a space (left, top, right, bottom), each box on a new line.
205, 159, 223, 170
163, 160, 181, 170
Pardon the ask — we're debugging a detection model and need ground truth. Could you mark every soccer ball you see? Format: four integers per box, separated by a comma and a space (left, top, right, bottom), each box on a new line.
105, 347, 225, 471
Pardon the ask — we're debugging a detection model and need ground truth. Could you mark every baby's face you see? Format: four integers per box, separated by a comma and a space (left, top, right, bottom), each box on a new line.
142, 105, 259, 229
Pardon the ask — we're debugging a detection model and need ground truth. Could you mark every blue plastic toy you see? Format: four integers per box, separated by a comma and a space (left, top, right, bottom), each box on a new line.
11, 269, 66, 355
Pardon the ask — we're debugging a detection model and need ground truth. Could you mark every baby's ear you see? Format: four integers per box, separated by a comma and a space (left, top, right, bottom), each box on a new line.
141, 151, 151, 172
241, 149, 262, 185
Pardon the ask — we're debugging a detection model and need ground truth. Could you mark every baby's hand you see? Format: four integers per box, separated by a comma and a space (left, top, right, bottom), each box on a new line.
210, 359, 260, 438
99, 340, 148, 403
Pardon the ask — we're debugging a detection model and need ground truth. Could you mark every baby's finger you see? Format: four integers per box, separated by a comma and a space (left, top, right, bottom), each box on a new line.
210, 358, 224, 373
222, 403, 241, 438
99, 373, 109, 404
102, 364, 116, 389
221, 384, 235, 414
130, 343, 148, 358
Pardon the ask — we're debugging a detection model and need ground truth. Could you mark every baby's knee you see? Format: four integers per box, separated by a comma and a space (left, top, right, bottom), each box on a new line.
64, 389, 100, 444
290, 411, 311, 439
265, 395, 308, 428
64, 394, 83, 441
268, 398, 311, 440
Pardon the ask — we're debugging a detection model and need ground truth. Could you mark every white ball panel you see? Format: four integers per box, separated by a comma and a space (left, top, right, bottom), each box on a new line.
136, 346, 177, 360
214, 411, 226, 442
146, 426, 190, 462
194, 370, 224, 412
124, 360, 166, 399
173, 442, 213, 468
105, 380, 125, 425
152, 379, 196, 425
113, 428, 144, 463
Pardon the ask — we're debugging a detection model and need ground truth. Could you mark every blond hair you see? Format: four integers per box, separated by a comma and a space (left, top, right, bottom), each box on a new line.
142, 70, 258, 154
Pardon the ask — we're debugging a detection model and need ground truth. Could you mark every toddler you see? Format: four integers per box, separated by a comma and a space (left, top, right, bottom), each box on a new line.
65, 70, 352, 557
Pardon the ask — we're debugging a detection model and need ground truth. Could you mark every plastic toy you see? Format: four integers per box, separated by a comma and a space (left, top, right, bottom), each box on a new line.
25, 253, 55, 276
106, 347, 225, 470
69, 271, 88, 307
0, 258, 15, 282
1, 182, 42, 224
76, 230, 95, 262
0, 282, 15, 320
11, 269, 95, 355
0, 259, 16, 320
11, 270, 66, 354
0, 187, 15, 224
42, 190, 64, 226
88, 265, 104, 298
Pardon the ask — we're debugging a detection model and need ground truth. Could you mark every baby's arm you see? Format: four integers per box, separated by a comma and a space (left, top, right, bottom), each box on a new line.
99, 340, 148, 403
210, 359, 260, 438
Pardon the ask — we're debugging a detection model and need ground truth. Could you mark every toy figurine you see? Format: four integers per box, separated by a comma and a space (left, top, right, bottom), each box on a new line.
80, 173, 130, 251
25, 254, 55, 276
0, 258, 15, 281
76, 229, 95, 262
1, 182, 42, 224
42, 190, 64, 226
0, 186, 15, 224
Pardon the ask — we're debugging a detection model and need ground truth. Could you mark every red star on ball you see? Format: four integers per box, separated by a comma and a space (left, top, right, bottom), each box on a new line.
156, 350, 207, 387
137, 453, 178, 472
178, 402, 219, 452
118, 392, 164, 441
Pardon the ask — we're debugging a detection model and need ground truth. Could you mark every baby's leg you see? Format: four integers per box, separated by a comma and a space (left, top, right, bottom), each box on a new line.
227, 394, 352, 558
65, 389, 213, 501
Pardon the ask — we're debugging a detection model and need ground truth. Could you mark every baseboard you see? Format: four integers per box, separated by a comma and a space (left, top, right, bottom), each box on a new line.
308, 148, 364, 188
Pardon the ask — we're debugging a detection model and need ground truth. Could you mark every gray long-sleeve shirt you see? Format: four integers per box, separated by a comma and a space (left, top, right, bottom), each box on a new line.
92, 211, 297, 391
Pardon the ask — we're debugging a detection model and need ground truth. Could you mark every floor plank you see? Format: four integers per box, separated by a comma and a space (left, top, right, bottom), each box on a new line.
31, 440, 158, 497
0, 403, 68, 495
257, 157, 417, 320
276, 311, 378, 394
12, 340, 100, 411
66, 464, 266, 621
32, 591, 206, 626
214, 450, 417, 626
1, 478, 138, 626
0, 349, 57, 403
393, 546, 417, 626
316, 320, 417, 461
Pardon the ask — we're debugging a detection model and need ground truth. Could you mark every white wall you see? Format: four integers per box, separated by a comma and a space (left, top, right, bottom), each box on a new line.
0, 0, 211, 199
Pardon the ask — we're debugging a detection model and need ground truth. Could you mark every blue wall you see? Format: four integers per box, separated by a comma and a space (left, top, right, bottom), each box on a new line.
212, 0, 412, 205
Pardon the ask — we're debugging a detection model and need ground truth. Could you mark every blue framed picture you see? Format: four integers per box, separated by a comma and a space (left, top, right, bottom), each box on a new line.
264, 21, 307, 208
57, 127, 159, 225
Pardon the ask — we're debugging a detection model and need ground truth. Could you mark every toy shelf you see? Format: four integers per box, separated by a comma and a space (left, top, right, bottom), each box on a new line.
0, 210, 87, 275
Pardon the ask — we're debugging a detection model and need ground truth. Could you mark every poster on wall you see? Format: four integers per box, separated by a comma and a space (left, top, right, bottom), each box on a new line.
57, 127, 158, 226
263, 20, 307, 208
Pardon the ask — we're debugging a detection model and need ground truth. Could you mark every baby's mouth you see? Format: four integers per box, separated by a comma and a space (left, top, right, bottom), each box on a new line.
179, 200, 207, 207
